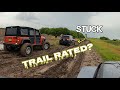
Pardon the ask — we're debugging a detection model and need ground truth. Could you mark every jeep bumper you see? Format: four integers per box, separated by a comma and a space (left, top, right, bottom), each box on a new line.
3, 43, 22, 50
59, 40, 71, 45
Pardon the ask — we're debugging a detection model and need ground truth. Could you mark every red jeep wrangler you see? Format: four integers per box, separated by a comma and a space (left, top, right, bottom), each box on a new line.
3, 26, 50, 56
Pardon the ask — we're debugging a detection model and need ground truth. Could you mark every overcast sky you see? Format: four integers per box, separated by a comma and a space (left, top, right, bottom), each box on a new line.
0, 12, 120, 39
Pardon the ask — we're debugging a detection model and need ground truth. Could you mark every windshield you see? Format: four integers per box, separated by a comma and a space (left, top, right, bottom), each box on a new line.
62, 36, 69, 39
96, 63, 120, 78
5, 27, 17, 36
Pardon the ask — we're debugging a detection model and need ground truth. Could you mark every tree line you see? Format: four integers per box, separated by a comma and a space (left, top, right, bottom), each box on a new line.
39, 27, 85, 38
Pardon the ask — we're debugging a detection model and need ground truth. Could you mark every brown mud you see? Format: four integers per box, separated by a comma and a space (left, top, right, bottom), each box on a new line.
0, 40, 103, 78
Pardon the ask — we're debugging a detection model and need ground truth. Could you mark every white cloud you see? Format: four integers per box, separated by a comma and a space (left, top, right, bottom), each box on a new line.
0, 12, 44, 29
88, 12, 120, 39
88, 12, 120, 29
0, 12, 20, 27
0, 12, 120, 39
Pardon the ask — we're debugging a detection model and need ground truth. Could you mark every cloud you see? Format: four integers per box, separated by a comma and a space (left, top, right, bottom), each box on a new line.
16, 12, 93, 29
0, 12, 120, 39
0, 12, 20, 27
88, 12, 120, 29
0, 12, 95, 29
88, 12, 120, 39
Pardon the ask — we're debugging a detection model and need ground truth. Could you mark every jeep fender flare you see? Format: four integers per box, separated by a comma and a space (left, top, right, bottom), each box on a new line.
21, 39, 31, 45
41, 39, 46, 44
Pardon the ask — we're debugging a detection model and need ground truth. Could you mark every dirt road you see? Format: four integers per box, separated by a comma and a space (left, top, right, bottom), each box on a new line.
81, 48, 103, 66
0, 40, 103, 78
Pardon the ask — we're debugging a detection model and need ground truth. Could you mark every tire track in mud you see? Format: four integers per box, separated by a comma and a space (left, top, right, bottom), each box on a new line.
0, 44, 76, 77
0, 40, 103, 78
81, 49, 103, 67
80, 40, 103, 67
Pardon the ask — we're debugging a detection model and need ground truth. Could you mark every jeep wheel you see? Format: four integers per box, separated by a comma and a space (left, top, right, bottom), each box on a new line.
42, 42, 50, 50
68, 42, 72, 46
20, 43, 33, 57
59, 41, 62, 45
4, 44, 12, 51
70, 41, 75, 46
72, 42, 75, 46
4, 44, 8, 51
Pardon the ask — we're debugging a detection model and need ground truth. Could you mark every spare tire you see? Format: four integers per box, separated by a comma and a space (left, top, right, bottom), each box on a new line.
20, 43, 33, 57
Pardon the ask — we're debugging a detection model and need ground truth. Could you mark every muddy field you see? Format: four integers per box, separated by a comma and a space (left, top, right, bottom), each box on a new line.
81, 48, 103, 66
0, 36, 103, 78
0, 44, 83, 78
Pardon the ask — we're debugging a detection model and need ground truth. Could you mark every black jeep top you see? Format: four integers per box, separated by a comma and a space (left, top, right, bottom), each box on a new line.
5, 26, 39, 36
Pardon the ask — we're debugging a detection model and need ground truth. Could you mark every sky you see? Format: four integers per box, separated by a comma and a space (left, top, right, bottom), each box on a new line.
0, 12, 120, 39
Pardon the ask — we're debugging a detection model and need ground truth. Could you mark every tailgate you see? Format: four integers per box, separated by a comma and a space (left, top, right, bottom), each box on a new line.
4, 36, 17, 44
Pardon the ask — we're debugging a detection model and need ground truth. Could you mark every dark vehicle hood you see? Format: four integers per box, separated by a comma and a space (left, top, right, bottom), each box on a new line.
77, 61, 120, 78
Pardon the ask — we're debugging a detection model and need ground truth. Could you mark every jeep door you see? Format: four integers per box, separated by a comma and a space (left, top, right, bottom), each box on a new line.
29, 29, 35, 44
35, 30, 40, 44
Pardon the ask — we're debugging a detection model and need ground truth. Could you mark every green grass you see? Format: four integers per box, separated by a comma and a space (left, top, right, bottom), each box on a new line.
104, 40, 120, 46
89, 38, 120, 61
43, 34, 59, 46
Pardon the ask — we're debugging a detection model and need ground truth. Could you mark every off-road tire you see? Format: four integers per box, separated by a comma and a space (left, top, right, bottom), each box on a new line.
73, 41, 75, 46
20, 43, 33, 57
59, 41, 62, 45
41, 41, 50, 50
4, 44, 12, 51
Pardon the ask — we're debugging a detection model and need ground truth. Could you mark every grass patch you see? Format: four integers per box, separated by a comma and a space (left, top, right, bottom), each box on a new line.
89, 38, 120, 61
104, 40, 120, 46
42, 34, 60, 47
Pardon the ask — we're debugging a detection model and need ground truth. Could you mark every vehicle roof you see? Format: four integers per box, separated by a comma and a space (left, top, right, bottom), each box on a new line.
6, 26, 38, 30
62, 35, 72, 36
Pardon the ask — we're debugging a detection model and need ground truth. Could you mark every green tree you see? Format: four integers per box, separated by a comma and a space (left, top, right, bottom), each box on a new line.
100, 36, 110, 40
39, 27, 84, 38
